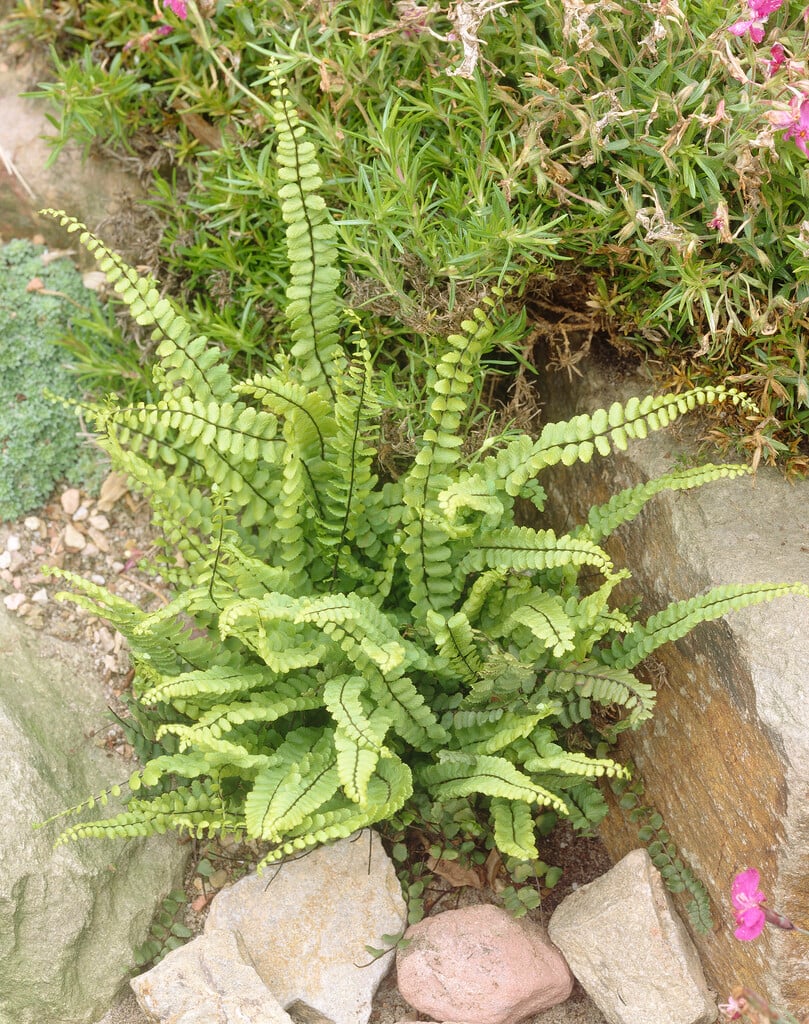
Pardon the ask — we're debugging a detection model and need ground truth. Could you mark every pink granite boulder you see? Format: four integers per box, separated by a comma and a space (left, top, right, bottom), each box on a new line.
395, 903, 573, 1024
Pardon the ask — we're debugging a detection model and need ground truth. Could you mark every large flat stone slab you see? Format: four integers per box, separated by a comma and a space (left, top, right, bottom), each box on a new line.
533, 356, 809, 1015
0, 607, 188, 1024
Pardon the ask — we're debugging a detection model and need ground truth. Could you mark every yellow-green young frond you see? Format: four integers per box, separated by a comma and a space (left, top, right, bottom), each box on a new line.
333, 709, 392, 804
453, 711, 551, 755
235, 375, 335, 460
582, 463, 753, 543
427, 610, 484, 684
55, 781, 229, 845
46, 567, 202, 675
218, 595, 328, 673
368, 673, 449, 749
323, 675, 393, 751
502, 592, 577, 659
41, 209, 232, 401
256, 756, 413, 868
489, 797, 539, 860
295, 594, 408, 677
245, 732, 340, 842
611, 581, 809, 671
139, 664, 281, 705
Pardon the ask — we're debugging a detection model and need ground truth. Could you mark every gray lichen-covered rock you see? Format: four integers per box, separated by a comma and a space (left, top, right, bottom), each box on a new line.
533, 359, 809, 1013
131, 931, 294, 1024
548, 850, 716, 1024
0, 608, 188, 1024
203, 831, 407, 1023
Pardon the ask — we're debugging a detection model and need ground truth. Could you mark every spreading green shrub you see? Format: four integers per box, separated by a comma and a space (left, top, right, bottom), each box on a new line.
40, 88, 809, 883
0, 240, 105, 520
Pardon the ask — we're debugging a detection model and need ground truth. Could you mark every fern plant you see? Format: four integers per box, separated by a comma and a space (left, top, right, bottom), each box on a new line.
39, 80, 809, 870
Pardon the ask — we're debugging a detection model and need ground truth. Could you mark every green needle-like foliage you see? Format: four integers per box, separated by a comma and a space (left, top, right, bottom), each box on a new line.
39, 82, 809, 868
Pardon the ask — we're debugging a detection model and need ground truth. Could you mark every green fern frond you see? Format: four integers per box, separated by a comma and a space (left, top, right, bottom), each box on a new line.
245, 730, 340, 842
545, 660, 656, 731
217, 595, 328, 673
41, 209, 232, 400
582, 462, 753, 543
419, 753, 569, 813
323, 674, 392, 750
427, 610, 484, 684
503, 592, 577, 659
269, 83, 342, 396
55, 781, 230, 845
257, 759, 413, 867
320, 321, 386, 576
460, 526, 613, 576
611, 582, 809, 670
489, 797, 540, 860
454, 711, 551, 755
463, 387, 755, 498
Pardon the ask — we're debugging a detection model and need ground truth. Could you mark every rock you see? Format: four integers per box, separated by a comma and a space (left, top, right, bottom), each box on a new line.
396, 903, 573, 1024
0, 59, 145, 255
131, 931, 294, 1024
60, 488, 82, 516
3, 592, 25, 612
63, 522, 86, 550
286, 1000, 336, 1024
0, 606, 188, 1024
532, 359, 809, 1011
203, 831, 406, 1023
548, 850, 716, 1024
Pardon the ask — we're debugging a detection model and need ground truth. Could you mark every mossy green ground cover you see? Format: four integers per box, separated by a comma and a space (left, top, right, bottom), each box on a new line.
0, 240, 106, 519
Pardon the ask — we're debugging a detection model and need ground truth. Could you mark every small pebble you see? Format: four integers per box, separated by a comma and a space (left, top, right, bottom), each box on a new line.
90, 574, 106, 586
72, 505, 89, 522
89, 514, 110, 531
61, 488, 81, 516
3, 593, 26, 612
31, 588, 48, 605
6, 534, 20, 552
63, 524, 86, 551
209, 869, 229, 890
23, 517, 41, 532
0, 552, 10, 570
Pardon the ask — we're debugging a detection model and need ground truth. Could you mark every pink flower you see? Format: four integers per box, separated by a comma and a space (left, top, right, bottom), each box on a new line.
163, 0, 188, 18
731, 868, 767, 941
783, 98, 809, 156
728, 17, 767, 42
718, 995, 744, 1021
749, 0, 784, 15
767, 42, 786, 75
729, 0, 784, 41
